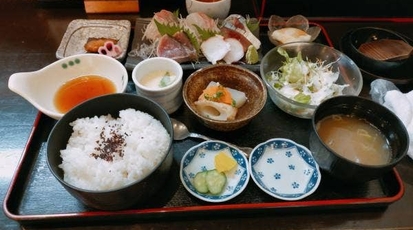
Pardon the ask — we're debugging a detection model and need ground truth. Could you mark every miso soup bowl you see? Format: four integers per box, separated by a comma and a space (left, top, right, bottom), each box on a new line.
309, 95, 408, 183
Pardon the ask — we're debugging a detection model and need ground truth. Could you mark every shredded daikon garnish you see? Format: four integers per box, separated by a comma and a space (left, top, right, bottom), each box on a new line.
266, 47, 348, 105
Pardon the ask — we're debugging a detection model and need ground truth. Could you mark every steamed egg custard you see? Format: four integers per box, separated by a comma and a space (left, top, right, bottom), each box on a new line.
139, 70, 177, 89
54, 75, 116, 113
316, 114, 392, 166
194, 81, 247, 121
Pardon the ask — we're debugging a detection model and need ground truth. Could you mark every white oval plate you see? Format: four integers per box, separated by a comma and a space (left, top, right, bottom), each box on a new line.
249, 138, 321, 201
180, 140, 250, 203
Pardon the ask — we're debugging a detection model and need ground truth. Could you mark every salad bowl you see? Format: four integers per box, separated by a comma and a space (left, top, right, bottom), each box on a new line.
260, 42, 363, 119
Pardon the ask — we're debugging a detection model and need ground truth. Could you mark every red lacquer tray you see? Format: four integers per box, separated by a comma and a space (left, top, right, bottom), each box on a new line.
3, 22, 405, 228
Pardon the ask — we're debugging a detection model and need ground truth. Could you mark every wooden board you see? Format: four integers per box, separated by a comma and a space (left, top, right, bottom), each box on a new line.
84, 0, 139, 13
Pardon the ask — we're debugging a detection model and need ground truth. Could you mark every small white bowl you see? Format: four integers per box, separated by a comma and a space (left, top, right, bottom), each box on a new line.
132, 57, 183, 114
8, 53, 128, 120
185, 0, 231, 19
249, 138, 321, 201
180, 140, 250, 203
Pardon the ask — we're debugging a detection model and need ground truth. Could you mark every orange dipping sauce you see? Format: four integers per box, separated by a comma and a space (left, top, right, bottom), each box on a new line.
54, 75, 116, 113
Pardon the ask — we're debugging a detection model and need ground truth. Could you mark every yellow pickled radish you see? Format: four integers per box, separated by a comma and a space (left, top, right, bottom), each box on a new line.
214, 152, 237, 173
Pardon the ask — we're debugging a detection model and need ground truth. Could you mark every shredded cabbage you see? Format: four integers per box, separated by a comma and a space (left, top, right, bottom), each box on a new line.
266, 47, 348, 105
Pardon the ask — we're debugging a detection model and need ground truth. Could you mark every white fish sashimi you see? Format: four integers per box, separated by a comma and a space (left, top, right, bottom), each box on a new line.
200, 35, 230, 64
184, 12, 220, 34
223, 38, 244, 64
222, 14, 261, 50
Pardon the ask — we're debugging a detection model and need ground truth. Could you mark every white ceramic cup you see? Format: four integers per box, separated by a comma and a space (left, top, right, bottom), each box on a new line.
132, 57, 183, 114
185, 0, 231, 19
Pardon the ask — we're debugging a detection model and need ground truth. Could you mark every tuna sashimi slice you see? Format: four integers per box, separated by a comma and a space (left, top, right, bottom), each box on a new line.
157, 34, 197, 63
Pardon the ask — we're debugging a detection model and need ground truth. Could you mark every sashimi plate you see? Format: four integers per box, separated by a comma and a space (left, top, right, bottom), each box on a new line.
125, 18, 262, 71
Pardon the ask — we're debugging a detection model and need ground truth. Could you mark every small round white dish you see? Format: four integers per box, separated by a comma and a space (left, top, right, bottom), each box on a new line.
249, 138, 321, 201
131, 57, 183, 114
180, 140, 250, 203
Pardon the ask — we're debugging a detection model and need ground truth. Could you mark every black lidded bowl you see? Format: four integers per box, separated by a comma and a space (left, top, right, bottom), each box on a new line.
309, 95, 408, 183
349, 27, 410, 75
46, 93, 173, 210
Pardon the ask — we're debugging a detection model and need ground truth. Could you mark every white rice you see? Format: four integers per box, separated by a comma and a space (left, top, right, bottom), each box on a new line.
59, 108, 170, 191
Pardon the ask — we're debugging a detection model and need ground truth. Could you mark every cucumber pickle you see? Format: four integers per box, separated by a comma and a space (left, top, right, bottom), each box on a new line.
193, 169, 227, 194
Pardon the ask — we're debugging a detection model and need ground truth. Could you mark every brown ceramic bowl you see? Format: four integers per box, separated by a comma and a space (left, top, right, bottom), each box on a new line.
183, 64, 267, 131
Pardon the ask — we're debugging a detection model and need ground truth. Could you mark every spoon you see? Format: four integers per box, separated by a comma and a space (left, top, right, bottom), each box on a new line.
171, 118, 253, 157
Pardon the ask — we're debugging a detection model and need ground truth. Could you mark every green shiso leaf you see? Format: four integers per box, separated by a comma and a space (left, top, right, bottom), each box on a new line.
154, 19, 182, 36
183, 27, 201, 55
154, 18, 201, 57
193, 24, 220, 41
172, 9, 180, 17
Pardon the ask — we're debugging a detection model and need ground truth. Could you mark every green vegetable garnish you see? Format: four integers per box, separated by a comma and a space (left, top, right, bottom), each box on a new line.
154, 19, 182, 37
265, 47, 348, 106
294, 93, 311, 104
246, 16, 260, 36
231, 99, 236, 107
193, 24, 219, 41
154, 19, 201, 55
158, 72, 173, 87
193, 169, 227, 195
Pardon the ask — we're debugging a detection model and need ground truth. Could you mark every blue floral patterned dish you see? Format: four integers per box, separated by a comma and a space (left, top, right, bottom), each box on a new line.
249, 138, 321, 201
180, 140, 250, 202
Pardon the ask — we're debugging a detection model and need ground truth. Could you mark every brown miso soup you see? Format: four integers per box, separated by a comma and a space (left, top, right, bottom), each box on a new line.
54, 75, 116, 113
316, 114, 392, 166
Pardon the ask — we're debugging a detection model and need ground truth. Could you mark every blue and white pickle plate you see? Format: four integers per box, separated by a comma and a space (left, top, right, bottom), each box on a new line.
249, 138, 321, 201
180, 140, 250, 203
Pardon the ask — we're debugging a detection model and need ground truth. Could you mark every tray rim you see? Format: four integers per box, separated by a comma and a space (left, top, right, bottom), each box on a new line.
3, 20, 406, 226
3, 113, 405, 226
